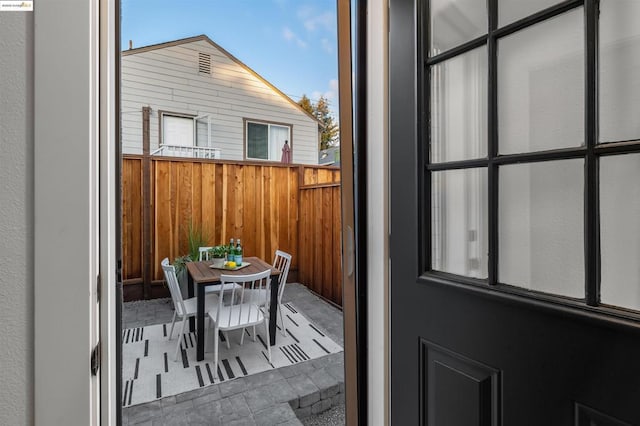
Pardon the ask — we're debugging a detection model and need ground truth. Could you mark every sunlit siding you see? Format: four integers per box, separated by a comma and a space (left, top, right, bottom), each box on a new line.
121, 38, 320, 164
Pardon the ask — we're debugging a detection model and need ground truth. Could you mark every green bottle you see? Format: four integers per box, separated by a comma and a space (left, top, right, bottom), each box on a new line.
228, 238, 235, 262
235, 239, 243, 264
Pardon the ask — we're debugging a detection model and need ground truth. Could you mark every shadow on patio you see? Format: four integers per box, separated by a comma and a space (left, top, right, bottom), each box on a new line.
121, 283, 345, 426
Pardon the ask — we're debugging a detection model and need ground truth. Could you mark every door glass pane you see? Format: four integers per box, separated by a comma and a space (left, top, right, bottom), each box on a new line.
432, 168, 488, 278
499, 0, 564, 27
600, 154, 640, 310
498, 9, 584, 154
247, 122, 268, 160
499, 160, 584, 298
430, 0, 487, 55
599, 0, 640, 143
431, 46, 487, 163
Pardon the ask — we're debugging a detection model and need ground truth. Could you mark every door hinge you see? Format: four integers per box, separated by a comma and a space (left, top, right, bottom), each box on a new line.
96, 274, 101, 303
91, 341, 101, 376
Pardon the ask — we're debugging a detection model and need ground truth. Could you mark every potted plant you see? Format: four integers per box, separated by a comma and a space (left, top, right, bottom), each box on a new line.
208, 245, 227, 268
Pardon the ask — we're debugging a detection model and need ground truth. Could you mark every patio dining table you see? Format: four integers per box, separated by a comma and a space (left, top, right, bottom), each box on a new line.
186, 257, 281, 361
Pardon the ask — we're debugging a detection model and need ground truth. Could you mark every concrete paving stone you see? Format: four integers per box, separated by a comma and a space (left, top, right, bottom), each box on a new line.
321, 384, 339, 400
131, 419, 153, 426
219, 377, 248, 397
286, 374, 320, 408
159, 395, 177, 409
331, 393, 344, 406
228, 394, 252, 418
326, 363, 345, 382
244, 386, 276, 412
137, 309, 157, 320
192, 392, 217, 407
253, 403, 297, 426
124, 400, 162, 424
288, 398, 299, 410
216, 396, 235, 414
279, 361, 317, 379
308, 368, 340, 400
244, 369, 285, 388
310, 356, 335, 370
162, 398, 193, 416
155, 410, 190, 426
310, 398, 332, 415
150, 417, 165, 426
224, 417, 257, 426
185, 403, 222, 426
264, 379, 298, 404
295, 405, 312, 419
175, 384, 220, 403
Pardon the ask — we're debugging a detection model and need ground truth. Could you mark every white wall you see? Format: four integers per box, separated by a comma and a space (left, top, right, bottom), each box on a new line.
0, 12, 34, 426
121, 39, 320, 164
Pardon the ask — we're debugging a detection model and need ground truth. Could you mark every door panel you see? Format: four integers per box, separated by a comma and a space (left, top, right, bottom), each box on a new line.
389, 0, 640, 424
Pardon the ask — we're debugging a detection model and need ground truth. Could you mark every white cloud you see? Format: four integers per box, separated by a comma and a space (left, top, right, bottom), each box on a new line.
297, 7, 336, 33
305, 12, 335, 32
321, 38, 333, 54
282, 27, 307, 48
312, 78, 339, 104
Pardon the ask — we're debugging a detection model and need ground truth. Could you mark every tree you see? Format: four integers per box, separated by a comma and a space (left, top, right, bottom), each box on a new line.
298, 94, 339, 150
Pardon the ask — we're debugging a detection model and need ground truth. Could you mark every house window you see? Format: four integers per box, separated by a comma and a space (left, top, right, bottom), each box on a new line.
424, 0, 640, 314
162, 114, 194, 146
246, 121, 291, 161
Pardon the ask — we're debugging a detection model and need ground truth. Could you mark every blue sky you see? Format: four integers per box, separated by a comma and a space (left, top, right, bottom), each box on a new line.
121, 0, 339, 113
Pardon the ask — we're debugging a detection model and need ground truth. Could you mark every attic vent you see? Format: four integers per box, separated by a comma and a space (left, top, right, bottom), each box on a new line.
198, 52, 211, 74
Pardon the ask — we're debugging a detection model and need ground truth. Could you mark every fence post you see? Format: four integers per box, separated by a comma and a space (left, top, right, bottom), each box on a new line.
142, 106, 152, 299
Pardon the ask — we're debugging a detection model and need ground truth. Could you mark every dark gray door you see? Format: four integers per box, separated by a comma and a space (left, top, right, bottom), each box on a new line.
390, 0, 640, 424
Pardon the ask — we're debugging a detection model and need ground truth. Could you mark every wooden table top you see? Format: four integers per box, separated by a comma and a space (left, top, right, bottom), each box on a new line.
186, 256, 280, 284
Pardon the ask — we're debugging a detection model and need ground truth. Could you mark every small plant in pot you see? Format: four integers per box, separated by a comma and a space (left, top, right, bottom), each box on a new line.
208, 245, 227, 268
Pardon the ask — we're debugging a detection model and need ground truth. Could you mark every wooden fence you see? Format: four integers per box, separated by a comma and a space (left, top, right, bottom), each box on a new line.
122, 155, 342, 306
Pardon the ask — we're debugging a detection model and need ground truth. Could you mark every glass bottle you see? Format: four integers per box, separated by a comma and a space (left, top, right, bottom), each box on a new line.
228, 238, 235, 262
235, 239, 243, 264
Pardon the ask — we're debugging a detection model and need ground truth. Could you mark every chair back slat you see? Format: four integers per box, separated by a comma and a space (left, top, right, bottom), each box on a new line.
198, 246, 213, 261
161, 258, 187, 317
273, 250, 292, 303
214, 269, 272, 327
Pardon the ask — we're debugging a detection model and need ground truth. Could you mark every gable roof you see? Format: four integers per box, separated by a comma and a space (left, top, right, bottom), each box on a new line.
123, 35, 322, 125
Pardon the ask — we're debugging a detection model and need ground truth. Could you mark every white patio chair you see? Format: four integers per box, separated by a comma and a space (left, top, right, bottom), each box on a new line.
243, 250, 292, 337
161, 258, 218, 361
208, 269, 272, 379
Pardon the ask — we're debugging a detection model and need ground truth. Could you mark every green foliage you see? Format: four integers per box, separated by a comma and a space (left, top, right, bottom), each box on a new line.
298, 94, 339, 150
186, 220, 209, 261
207, 245, 227, 258
172, 255, 192, 275
173, 220, 210, 273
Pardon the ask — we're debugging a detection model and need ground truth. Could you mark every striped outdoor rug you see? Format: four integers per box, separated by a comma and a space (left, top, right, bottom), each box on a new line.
121, 303, 343, 407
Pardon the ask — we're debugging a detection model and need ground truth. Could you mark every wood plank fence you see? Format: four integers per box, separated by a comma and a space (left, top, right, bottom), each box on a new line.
122, 155, 342, 306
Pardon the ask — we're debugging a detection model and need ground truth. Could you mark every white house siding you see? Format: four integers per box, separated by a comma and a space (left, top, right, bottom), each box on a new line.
121, 37, 320, 164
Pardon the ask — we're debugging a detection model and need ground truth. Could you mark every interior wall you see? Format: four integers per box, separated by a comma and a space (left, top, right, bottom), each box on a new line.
367, 0, 389, 425
0, 12, 34, 426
